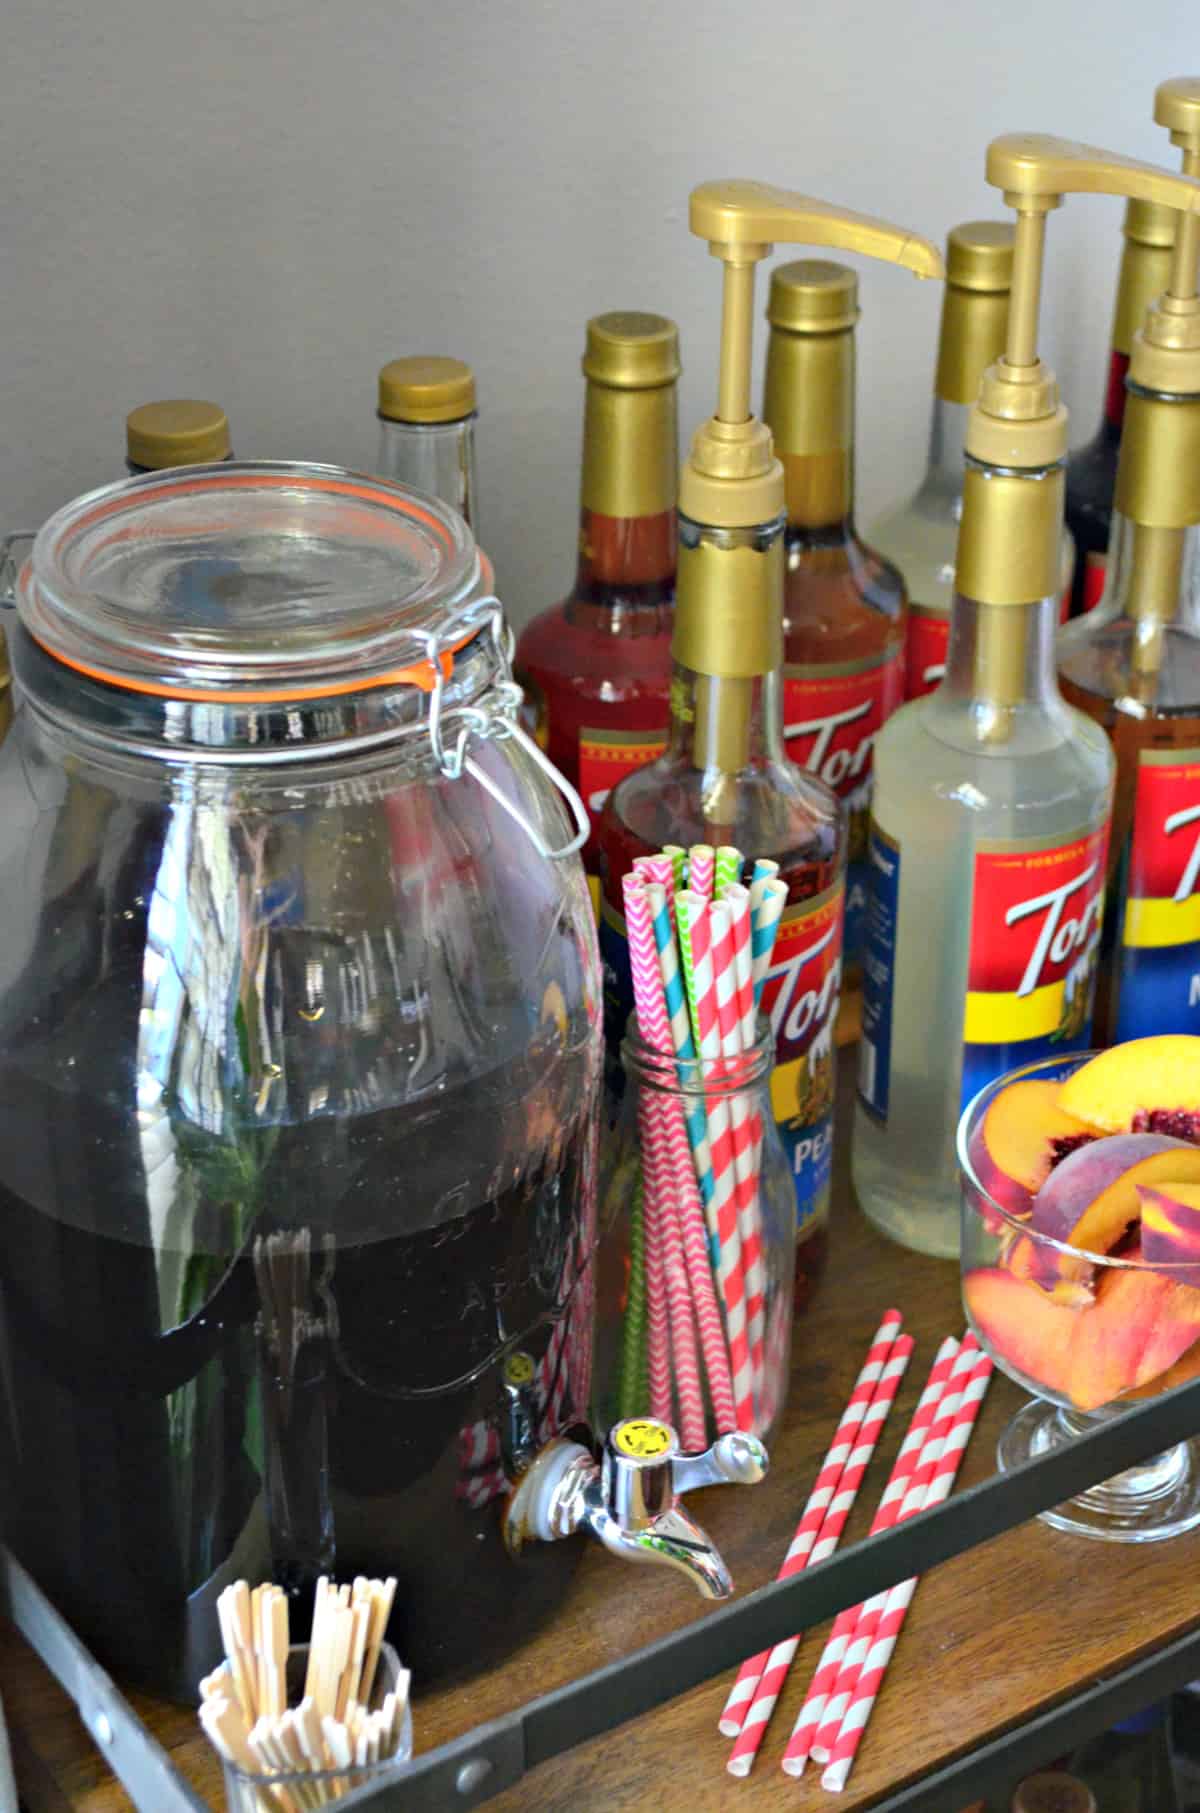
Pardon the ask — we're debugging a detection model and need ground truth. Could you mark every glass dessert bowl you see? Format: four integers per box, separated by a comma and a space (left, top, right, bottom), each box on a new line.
958, 1040, 1200, 1543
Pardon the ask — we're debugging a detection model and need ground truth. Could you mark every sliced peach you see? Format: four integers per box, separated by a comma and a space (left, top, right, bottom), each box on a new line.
1057, 1035, 1200, 1137
1138, 1182, 1200, 1285
1124, 1338, 1200, 1400
969, 1078, 1094, 1217
1001, 1230, 1094, 1307
1029, 1133, 1200, 1255
963, 1266, 1074, 1398
1065, 1265, 1171, 1411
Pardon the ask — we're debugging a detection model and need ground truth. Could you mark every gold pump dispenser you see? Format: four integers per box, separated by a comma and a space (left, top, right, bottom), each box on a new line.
1111, 79, 1200, 669
956, 136, 1200, 718
677, 182, 942, 781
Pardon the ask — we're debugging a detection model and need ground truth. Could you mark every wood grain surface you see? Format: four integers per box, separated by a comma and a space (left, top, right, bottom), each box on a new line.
3, 1047, 1199, 1811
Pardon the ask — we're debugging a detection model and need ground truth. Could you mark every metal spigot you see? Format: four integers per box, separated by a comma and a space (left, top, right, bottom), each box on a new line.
504, 1416, 767, 1599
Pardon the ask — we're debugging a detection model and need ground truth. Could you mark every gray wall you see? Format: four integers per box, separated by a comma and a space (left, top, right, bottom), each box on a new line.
1, 0, 1193, 627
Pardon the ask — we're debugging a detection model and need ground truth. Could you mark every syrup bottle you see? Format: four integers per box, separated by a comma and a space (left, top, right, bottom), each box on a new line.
868, 221, 1075, 701
596, 181, 942, 1282
762, 260, 908, 970
1059, 79, 1200, 1045
1064, 196, 1175, 616
376, 356, 478, 529
125, 399, 232, 472
853, 137, 1200, 1258
515, 314, 679, 882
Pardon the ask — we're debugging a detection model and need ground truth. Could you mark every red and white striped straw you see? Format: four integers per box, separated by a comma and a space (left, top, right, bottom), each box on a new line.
821, 1346, 993, 1793
621, 874, 675, 1421
717, 1310, 903, 1738
781, 1336, 960, 1777
726, 1334, 913, 1777
688, 844, 715, 904
710, 901, 766, 1390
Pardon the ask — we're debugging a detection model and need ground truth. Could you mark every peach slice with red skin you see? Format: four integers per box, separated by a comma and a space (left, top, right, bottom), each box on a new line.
1138, 1182, 1200, 1286
1029, 1133, 1200, 1259
1057, 1035, 1200, 1138
964, 1266, 1073, 1400
968, 1078, 1095, 1218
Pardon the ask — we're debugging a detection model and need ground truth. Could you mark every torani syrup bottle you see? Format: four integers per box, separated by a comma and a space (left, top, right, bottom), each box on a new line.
869, 222, 1074, 699
853, 137, 1200, 1258
376, 356, 478, 528
515, 314, 679, 879
1059, 80, 1200, 1046
125, 399, 232, 473
1064, 197, 1176, 616
762, 261, 907, 969
597, 181, 942, 1288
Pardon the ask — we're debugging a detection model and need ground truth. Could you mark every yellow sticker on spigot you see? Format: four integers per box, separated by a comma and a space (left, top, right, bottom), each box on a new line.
614, 1419, 673, 1459
504, 1351, 535, 1387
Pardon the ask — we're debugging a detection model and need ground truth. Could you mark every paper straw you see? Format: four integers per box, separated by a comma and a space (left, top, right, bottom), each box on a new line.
821, 1347, 993, 1793
718, 1310, 903, 1738
661, 844, 687, 891
750, 877, 788, 1002
726, 1335, 912, 1777
676, 890, 753, 1432
624, 873, 736, 1435
812, 1337, 984, 1765
715, 845, 742, 897
648, 883, 712, 1204
751, 857, 779, 885
633, 853, 675, 893
710, 901, 766, 1388
782, 1336, 960, 1777
688, 844, 715, 904
617, 1177, 648, 1418
622, 874, 673, 1421
638, 1087, 706, 1448
724, 885, 757, 1055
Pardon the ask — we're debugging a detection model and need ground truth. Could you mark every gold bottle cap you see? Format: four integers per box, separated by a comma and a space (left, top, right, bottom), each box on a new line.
766, 260, 858, 334
125, 399, 230, 469
377, 356, 476, 424
945, 220, 1014, 292
582, 311, 680, 389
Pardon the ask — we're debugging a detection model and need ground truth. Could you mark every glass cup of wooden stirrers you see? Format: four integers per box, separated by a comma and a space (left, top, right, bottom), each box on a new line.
217, 1643, 413, 1811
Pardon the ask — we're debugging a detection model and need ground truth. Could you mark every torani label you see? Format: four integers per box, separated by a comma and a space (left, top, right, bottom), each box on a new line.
1113, 748, 1200, 1041
960, 824, 1110, 1114
904, 608, 948, 700
578, 727, 667, 827
757, 882, 845, 1234
857, 823, 901, 1121
783, 649, 903, 961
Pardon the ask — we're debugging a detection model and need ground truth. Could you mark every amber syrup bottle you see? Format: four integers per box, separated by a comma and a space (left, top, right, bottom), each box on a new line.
1058, 78, 1200, 1046
1064, 199, 1175, 616
515, 314, 678, 885
762, 260, 906, 973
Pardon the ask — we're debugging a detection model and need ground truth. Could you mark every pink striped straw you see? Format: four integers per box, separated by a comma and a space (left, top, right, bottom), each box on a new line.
821, 1347, 993, 1793
781, 1336, 960, 1777
632, 853, 675, 893
622, 874, 733, 1439
688, 844, 715, 904
622, 875, 673, 1420
710, 901, 766, 1389
678, 891, 754, 1434
811, 1336, 984, 1765
717, 1309, 903, 1738
726, 1334, 912, 1777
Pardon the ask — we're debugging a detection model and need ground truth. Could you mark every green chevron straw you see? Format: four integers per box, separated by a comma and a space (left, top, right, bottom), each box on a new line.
663, 844, 687, 892
715, 845, 743, 898
618, 1174, 648, 1418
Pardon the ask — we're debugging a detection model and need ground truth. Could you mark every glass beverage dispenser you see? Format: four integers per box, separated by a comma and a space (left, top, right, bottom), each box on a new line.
0, 464, 764, 1700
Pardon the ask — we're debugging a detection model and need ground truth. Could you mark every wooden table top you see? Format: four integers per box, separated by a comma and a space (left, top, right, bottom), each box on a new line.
3, 1037, 1199, 1811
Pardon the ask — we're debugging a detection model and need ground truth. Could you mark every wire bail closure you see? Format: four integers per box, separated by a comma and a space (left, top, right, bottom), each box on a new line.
422, 595, 590, 863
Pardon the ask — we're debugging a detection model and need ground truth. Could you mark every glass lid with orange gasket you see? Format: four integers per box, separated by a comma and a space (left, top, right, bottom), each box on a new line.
16, 461, 494, 706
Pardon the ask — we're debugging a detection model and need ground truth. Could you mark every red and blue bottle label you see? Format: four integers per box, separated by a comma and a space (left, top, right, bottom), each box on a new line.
783, 650, 903, 964
1112, 748, 1200, 1041
959, 825, 1109, 1114
757, 882, 845, 1233
858, 820, 1109, 1123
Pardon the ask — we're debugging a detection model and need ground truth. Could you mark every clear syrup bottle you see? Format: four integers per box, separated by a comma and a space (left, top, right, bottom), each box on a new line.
868, 221, 1074, 700
1059, 78, 1200, 1045
851, 136, 1200, 1257
376, 355, 478, 528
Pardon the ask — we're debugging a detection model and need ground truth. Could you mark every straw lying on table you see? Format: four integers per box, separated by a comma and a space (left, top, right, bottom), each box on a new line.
718, 1321, 993, 1788
199, 1576, 406, 1808
615, 844, 787, 1443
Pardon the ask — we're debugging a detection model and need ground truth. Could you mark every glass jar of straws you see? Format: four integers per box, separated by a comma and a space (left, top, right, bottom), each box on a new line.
599, 1007, 795, 1446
